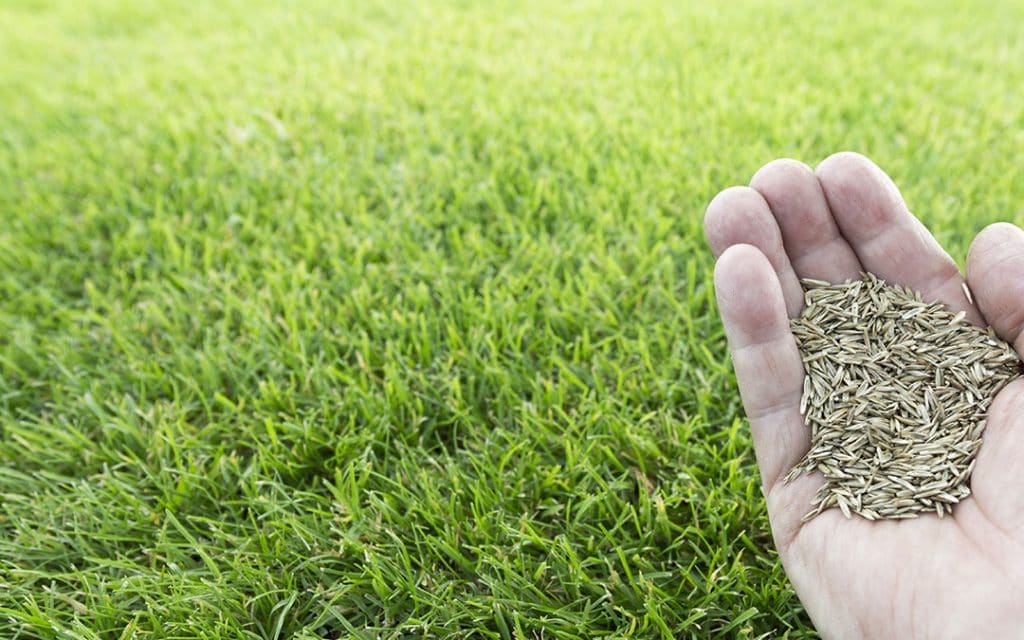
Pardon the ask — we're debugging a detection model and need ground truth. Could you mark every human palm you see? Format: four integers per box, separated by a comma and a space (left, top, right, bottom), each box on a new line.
704, 153, 1024, 639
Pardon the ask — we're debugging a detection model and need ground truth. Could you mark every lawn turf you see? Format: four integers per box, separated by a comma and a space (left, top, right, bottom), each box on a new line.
3, 0, 1024, 637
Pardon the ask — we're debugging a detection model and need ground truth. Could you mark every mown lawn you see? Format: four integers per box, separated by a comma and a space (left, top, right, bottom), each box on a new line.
2, 1, 1024, 637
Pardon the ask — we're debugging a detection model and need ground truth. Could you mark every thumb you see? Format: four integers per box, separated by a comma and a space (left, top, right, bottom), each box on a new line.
964, 223, 1024, 529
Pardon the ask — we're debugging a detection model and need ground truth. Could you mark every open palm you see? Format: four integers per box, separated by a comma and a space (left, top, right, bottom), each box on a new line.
704, 153, 1024, 639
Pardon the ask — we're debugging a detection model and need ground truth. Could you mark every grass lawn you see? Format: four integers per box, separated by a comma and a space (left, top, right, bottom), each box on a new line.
3, 0, 1024, 637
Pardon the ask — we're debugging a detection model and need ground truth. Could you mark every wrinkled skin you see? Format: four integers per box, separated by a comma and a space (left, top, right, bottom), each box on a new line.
704, 153, 1024, 639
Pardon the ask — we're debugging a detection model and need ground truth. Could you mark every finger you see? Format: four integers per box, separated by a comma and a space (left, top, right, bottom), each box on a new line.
715, 244, 819, 548
750, 158, 862, 283
705, 186, 804, 317
815, 152, 981, 324
714, 244, 808, 488
966, 222, 1024, 354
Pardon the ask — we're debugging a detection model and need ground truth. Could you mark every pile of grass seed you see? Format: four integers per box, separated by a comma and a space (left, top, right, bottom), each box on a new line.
786, 273, 1021, 521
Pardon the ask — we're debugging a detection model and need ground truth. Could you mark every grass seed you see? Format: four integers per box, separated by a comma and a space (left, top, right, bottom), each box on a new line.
786, 273, 1021, 521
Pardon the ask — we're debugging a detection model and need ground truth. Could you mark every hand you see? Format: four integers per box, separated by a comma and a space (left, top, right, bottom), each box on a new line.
704, 153, 1024, 639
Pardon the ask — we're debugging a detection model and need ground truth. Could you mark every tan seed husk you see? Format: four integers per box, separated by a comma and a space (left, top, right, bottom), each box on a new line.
787, 273, 1021, 521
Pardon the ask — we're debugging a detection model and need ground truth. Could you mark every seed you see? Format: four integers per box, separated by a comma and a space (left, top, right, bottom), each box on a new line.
962, 282, 974, 305
787, 273, 1022, 521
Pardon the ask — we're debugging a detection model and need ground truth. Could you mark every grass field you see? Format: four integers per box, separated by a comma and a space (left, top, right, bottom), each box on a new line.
3, 1, 1024, 637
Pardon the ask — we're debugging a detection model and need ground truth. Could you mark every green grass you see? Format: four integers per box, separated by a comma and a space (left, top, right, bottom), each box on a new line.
2, 0, 1024, 637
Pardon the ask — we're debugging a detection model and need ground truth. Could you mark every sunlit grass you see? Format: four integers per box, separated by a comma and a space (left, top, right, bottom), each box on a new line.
3, 0, 1024, 636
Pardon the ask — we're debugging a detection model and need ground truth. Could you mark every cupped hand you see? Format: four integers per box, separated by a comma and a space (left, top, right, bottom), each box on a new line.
705, 153, 1024, 639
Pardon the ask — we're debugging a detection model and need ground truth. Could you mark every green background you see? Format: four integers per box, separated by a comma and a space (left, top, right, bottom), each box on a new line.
2, 1, 1023, 637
